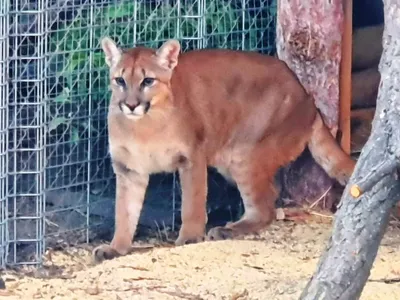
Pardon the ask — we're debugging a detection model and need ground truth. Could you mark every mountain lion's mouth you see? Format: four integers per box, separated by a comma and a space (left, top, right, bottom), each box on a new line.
119, 101, 150, 118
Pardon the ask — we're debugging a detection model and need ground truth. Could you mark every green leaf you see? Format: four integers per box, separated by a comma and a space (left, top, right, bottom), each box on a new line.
106, 2, 134, 20
70, 127, 80, 144
48, 117, 68, 132
93, 52, 104, 68
53, 88, 71, 103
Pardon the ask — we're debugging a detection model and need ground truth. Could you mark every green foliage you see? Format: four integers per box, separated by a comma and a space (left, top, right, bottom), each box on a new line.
47, 1, 276, 142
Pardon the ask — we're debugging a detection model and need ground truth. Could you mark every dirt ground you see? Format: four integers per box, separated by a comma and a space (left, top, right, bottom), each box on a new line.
2, 213, 400, 300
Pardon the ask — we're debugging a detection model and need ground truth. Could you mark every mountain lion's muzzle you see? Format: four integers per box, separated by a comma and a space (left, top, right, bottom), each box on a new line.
119, 100, 150, 119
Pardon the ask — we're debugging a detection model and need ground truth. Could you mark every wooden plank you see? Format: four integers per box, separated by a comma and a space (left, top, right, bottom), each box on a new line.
339, 0, 353, 154
350, 107, 376, 120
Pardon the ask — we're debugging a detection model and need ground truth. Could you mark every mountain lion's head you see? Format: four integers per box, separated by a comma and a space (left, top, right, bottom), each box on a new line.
101, 37, 181, 120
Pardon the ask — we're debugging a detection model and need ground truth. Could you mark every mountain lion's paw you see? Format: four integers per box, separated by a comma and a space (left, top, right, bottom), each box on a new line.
92, 244, 121, 263
206, 227, 234, 241
175, 234, 205, 246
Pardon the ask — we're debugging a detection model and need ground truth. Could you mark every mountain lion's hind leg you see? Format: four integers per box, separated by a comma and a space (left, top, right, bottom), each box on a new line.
207, 157, 279, 241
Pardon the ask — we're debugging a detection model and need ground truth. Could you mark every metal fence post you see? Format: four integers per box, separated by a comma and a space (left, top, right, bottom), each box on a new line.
0, 0, 10, 269
7, 0, 47, 266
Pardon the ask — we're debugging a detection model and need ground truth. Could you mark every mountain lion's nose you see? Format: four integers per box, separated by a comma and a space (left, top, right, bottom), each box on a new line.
124, 101, 138, 111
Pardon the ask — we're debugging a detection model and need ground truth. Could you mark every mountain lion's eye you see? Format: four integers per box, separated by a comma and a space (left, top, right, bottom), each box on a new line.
142, 78, 155, 87
115, 77, 126, 87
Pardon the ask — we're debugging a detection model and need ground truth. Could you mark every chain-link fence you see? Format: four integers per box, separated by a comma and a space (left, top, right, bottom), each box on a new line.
0, 0, 277, 268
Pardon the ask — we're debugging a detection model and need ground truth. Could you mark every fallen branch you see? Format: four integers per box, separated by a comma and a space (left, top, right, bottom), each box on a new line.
124, 276, 159, 281
152, 287, 204, 300
308, 185, 333, 209
127, 244, 155, 253
368, 277, 400, 284
350, 159, 398, 198
308, 211, 334, 219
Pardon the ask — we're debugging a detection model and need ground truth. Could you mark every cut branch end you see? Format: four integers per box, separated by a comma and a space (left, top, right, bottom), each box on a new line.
350, 185, 362, 198
350, 160, 398, 199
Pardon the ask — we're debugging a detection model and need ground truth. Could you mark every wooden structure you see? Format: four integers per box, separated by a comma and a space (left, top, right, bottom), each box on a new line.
276, 0, 383, 210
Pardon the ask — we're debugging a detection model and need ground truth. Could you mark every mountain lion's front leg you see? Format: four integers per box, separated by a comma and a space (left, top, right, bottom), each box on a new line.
175, 154, 208, 246
93, 162, 149, 262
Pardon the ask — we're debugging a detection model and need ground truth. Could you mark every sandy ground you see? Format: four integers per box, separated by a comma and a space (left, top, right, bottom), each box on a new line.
1, 213, 400, 300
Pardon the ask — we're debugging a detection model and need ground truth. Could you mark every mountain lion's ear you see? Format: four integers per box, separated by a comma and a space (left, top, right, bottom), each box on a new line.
101, 37, 122, 67
156, 39, 181, 70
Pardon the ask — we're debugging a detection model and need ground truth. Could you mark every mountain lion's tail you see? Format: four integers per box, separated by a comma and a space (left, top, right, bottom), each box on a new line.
308, 112, 356, 185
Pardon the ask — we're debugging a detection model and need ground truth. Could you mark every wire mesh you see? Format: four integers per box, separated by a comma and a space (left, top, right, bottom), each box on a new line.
1, 0, 277, 268
6, 0, 47, 265
0, 0, 9, 269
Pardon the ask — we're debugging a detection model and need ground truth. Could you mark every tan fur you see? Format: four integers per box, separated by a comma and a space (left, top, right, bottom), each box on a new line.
92, 38, 356, 261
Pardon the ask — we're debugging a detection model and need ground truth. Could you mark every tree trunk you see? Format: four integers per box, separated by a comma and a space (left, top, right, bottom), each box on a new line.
275, 0, 344, 209
300, 1, 400, 299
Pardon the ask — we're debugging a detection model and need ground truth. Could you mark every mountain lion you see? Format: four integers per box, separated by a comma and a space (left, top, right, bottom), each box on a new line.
93, 37, 356, 262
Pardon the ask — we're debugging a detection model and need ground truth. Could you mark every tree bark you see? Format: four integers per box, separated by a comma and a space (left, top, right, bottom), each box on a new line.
276, 0, 344, 209
300, 1, 400, 299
